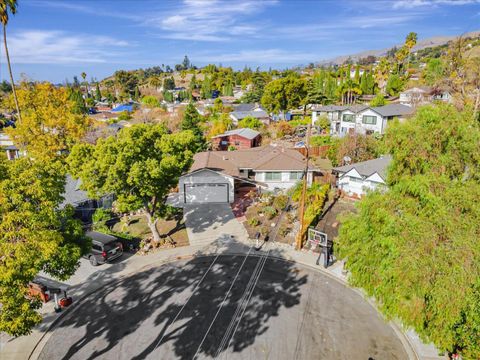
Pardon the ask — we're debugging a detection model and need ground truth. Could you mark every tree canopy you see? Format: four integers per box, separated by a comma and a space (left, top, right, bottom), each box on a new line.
67, 124, 197, 243
337, 104, 480, 359
5, 83, 91, 161
0, 157, 89, 336
261, 76, 307, 114
237, 115, 263, 130
181, 103, 206, 151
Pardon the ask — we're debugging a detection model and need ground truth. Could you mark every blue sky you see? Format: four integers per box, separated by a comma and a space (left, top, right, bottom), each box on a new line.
1, 0, 479, 83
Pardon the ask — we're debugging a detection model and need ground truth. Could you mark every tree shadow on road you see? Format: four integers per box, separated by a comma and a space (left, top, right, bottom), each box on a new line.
38, 241, 307, 360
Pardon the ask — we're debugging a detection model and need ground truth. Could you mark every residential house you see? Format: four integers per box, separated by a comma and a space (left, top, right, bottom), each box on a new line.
312, 104, 414, 136
333, 155, 392, 197
0, 132, 25, 160
178, 145, 318, 204
211, 128, 262, 151
229, 109, 271, 126
61, 176, 114, 222
399, 86, 452, 106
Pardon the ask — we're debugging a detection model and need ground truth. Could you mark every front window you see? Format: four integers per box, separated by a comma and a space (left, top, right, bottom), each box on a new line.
289, 171, 304, 180
362, 115, 377, 125
349, 176, 363, 183
265, 172, 282, 181
342, 114, 355, 122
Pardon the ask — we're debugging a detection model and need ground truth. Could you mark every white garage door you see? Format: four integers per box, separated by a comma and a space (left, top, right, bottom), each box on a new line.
185, 183, 229, 203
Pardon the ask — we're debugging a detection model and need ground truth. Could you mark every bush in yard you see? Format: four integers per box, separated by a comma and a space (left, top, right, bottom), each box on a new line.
247, 217, 260, 227
263, 206, 277, 219
92, 208, 113, 225
259, 225, 270, 237
273, 194, 289, 211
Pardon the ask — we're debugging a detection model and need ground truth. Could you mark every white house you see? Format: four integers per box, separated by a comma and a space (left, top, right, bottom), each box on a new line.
312, 104, 414, 136
400, 86, 452, 106
178, 145, 317, 204
333, 155, 392, 197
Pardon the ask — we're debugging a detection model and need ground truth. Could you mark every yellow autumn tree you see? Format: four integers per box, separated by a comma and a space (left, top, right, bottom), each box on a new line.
5, 82, 91, 160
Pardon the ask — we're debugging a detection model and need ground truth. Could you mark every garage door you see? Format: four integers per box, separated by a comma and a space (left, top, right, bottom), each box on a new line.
184, 183, 229, 203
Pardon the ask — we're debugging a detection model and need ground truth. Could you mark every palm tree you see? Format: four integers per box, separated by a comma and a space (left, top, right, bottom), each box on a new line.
81, 71, 89, 97
0, 0, 21, 121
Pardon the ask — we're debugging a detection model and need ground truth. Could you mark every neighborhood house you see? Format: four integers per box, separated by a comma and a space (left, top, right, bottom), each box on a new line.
229, 109, 271, 125
211, 128, 262, 150
333, 155, 392, 197
178, 145, 318, 204
312, 104, 414, 135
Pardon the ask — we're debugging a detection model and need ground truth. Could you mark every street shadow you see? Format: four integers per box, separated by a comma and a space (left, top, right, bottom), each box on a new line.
38, 242, 307, 360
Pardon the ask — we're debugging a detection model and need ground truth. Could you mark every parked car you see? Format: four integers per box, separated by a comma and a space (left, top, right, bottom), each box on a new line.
84, 231, 123, 266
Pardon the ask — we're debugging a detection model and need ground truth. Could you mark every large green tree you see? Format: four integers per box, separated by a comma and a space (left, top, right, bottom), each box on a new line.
181, 103, 206, 151
337, 105, 480, 359
261, 76, 307, 114
0, 157, 89, 336
67, 125, 197, 244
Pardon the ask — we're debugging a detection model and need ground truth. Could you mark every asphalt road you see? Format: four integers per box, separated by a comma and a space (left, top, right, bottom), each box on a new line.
38, 255, 408, 360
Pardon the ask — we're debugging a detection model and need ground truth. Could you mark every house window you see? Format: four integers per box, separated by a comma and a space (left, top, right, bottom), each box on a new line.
342, 114, 355, 122
349, 176, 363, 183
362, 115, 377, 125
265, 172, 282, 181
289, 171, 303, 180
234, 141, 240, 146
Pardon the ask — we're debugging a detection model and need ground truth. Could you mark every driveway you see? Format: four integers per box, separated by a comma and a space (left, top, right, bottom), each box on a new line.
183, 204, 250, 246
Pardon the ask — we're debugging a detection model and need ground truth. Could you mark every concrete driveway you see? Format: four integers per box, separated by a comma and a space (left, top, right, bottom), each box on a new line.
183, 204, 250, 246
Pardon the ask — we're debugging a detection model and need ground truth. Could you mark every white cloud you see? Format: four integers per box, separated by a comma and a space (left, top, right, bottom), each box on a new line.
393, 0, 479, 9
145, 0, 277, 41
2, 30, 130, 64
194, 49, 317, 63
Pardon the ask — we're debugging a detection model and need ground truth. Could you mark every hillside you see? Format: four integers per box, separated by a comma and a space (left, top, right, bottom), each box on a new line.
320, 30, 480, 65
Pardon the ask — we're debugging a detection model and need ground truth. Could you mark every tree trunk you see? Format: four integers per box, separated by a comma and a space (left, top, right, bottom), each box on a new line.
145, 212, 162, 245
3, 24, 21, 122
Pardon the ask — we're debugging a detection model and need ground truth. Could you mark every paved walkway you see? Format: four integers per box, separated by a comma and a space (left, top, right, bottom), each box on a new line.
0, 203, 445, 360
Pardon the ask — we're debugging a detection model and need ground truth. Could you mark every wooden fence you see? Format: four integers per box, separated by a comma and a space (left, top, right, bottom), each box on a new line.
296, 145, 331, 158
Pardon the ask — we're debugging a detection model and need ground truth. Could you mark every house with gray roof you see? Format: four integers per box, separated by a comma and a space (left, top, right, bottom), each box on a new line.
229, 109, 271, 125
312, 103, 414, 136
61, 176, 114, 222
333, 155, 392, 197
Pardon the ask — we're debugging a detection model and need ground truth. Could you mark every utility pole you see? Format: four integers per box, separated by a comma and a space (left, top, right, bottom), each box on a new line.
295, 123, 312, 250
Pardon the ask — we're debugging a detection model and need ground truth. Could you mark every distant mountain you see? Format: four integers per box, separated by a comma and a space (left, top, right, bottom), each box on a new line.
319, 30, 480, 66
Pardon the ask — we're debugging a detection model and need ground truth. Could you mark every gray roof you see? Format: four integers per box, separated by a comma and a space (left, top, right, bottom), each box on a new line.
333, 155, 392, 180
371, 104, 414, 117
345, 104, 370, 113
61, 175, 90, 208
313, 105, 348, 112
234, 103, 260, 112
212, 128, 261, 140
230, 110, 269, 120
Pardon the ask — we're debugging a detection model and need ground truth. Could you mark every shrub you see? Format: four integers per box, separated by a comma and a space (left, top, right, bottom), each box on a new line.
273, 194, 288, 211
92, 208, 113, 230
259, 193, 274, 206
310, 135, 333, 146
141, 95, 161, 108
263, 206, 277, 219
248, 217, 260, 227
259, 225, 270, 236
118, 111, 131, 121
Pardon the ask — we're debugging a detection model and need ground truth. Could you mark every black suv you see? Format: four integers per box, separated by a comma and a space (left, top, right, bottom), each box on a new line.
85, 231, 123, 266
